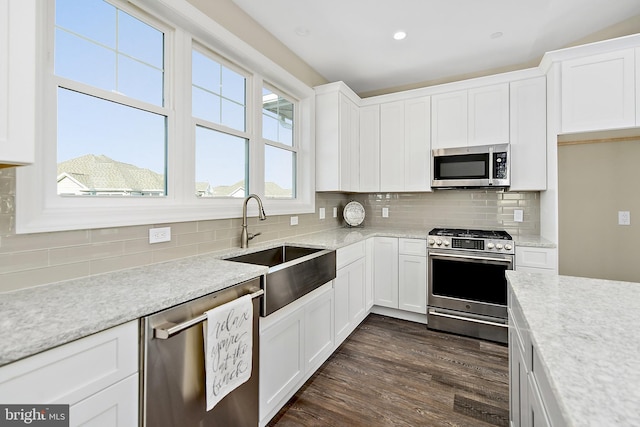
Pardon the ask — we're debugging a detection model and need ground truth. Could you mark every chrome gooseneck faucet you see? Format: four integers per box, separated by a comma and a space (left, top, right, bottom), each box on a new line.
241, 194, 267, 248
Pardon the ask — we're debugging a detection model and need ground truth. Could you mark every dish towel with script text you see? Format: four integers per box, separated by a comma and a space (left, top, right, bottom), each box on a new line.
204, 294, 253, 411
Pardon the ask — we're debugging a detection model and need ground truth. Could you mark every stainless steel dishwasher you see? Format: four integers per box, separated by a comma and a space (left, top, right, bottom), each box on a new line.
140, 277, 262, 427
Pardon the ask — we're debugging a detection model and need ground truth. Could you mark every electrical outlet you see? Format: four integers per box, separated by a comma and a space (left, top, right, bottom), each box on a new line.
290, 216, 299, 226
333, 207, 338, 218
319, 208, 325, 219
149, 227, 171, 244
382, 207, 389, 218
514, 209, 524, 222
618, 211, 631, 226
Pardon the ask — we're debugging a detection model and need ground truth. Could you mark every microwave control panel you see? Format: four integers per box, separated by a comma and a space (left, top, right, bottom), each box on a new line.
493, 152, 508, 179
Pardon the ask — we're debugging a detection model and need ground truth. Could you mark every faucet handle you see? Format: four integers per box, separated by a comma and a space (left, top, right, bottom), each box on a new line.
248, 232, 262, 241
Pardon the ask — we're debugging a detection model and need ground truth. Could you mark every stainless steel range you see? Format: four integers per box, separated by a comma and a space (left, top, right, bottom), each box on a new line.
427, 228, 514, 343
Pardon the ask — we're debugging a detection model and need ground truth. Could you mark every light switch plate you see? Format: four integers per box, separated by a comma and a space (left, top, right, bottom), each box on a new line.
333, 207, 338, 218
618, 211, 631, 226
290, 216, 298, 226
319, 207, 325, 219
382, 207, 389, 218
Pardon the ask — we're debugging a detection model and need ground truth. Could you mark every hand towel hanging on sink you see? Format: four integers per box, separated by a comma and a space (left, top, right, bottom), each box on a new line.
203, 294, 253, 411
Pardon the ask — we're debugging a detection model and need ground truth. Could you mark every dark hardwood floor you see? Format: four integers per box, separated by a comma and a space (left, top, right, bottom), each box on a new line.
267, 314, 509, 427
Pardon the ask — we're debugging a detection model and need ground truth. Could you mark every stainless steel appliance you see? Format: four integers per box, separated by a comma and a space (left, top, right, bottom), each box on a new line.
140, 277, 262, 427
432, 143, 510, 188
427, 228, 514, 343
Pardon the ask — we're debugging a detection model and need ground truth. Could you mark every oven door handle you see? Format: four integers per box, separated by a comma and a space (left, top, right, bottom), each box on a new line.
428, 251, 512, 264
428, 309, 508, 328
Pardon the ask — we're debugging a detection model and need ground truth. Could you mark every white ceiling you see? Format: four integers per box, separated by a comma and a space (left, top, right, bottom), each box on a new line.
231, 0, 640, 95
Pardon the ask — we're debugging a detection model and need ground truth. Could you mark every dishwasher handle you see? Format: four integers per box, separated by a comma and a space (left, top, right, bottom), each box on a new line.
154, 289, 264, 340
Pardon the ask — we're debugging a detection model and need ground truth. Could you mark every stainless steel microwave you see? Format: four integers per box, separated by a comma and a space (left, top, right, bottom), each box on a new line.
431, 144, 510, 188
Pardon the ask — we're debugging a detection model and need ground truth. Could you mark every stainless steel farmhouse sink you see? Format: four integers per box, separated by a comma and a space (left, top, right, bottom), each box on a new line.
225, 245, 336, 316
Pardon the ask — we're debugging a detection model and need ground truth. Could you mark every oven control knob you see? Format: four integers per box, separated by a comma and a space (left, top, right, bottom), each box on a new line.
487, 243, 495, 249
505, 244, 513, 251
428, 238, 435, 245
443, 240, 450, 246
436, 239, 442, 246
496, 243, 504, 250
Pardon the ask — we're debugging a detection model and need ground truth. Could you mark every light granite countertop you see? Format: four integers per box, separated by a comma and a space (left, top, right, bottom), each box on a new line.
506, 271, 640, 426
0, 226, 553, 367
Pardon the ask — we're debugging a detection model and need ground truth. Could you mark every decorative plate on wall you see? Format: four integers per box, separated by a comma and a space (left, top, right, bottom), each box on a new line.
343, 201, 365, 227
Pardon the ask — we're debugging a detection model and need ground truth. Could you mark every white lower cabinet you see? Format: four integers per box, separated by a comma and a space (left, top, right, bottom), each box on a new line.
259, 283, 334, 426
509, 287, 564, 427
335, 242, 368, 346
515, 247, 557, 274
0, 321, 139, 426
373, 237, 427, 314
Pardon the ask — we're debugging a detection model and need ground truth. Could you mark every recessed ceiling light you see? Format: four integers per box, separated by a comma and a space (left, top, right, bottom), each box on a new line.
393, 31, 407, 41
490, 31, 503, 39
295, 26, 310, 37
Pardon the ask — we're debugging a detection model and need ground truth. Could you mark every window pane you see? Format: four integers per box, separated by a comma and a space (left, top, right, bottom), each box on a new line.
262, 88, 294, 146
192, 50, 246, 131
117, 10, 163, 69
55, 0, 164, 106
265, 146, 295, 199
55, 0, 116, 48
57, 89, 167, 196
195, 127, 248, 198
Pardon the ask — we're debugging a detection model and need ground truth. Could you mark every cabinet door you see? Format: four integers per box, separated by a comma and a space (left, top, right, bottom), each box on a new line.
304, 288, 334, 372
346, 97, 360, 192
398, 254, 427, 314
373, 237, 399, 308
380, 101, 405, 191
260, 309, 305, 417
561, 49, 636, 133
404, 97, 431, 191
431, 90, 467, 149
365, 238, 375, 310
70, 374, 138, 427
0, 0, 35, 167
509, 327, 529, 427
527, 380, 552, 427
335, 257, 367, 345
359, 104, 380, 192
339, 94, 356, 191
468, 83, 509, 146
510, 77, 547, 191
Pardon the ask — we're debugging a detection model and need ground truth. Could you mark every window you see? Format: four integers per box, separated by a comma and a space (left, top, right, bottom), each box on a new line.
54, 0, 168, 197
16, 0, 315, 233
262, 87, 296, 199
192, 48, 249, 198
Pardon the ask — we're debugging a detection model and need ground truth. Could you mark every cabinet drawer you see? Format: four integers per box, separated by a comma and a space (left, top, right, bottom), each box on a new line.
336, 241, 366, 269
398, 238, 427, 256
0, 321, 138, 405
70, 374, 138, 427
515, 247, 557, 270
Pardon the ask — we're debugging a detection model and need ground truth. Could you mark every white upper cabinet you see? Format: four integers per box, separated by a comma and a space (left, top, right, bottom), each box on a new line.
431, 83, 509, 149
0, 0, 36, 167
561, 48, 636, 133
468, 84, 510, 146
315, 82, 360, 192
359, 104, 380, 192
431, 90, 468, 149
380, 96, 431, 192
509, 77, 547, 191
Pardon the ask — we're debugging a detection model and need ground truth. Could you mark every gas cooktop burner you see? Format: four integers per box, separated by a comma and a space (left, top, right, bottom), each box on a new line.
429, 228, 513, 240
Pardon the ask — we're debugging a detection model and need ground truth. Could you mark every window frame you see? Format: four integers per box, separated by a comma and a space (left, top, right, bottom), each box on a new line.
16, 0, 316, 233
